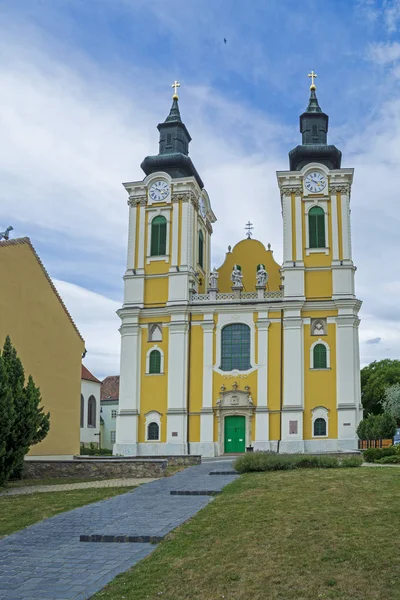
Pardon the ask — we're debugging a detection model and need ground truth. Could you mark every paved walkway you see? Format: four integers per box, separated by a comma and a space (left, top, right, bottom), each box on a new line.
0, 478, 156, 497
0, 460, 237, 600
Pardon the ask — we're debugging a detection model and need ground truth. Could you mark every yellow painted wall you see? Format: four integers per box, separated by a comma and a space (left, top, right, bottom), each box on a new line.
303, 323, 337, 439
305, 270, 332, 300
0, 241, 84, 456
217, 239, 281, 293
138, 324, 169, 443
144, 277, 168, 306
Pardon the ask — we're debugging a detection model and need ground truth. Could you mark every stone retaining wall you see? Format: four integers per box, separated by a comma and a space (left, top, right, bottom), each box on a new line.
76, 455, 201, 466
23, 458, 168, 480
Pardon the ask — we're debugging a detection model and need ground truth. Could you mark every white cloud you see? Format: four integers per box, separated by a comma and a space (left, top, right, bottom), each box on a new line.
369, 41, 400, 64
53, 279, 120, 380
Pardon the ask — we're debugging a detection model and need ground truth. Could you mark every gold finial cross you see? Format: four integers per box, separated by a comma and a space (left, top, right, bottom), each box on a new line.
172, 80, 180, 99
308, 70, 317, 90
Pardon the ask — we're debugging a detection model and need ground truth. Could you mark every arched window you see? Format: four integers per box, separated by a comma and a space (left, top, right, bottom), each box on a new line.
147, 422, 160, 441
149, 349, 161, 374
221, 323, 251, 372
314, 418, 327, 436
308, 206, 325, 248
313, 343, 327, 369
80, 394, 84, 428
87, 395, 96, 427
198, 230, 204, 268
150, 216, 167, 256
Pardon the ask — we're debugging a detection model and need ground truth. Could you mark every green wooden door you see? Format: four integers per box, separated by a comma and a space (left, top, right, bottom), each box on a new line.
224, 416, 246, 453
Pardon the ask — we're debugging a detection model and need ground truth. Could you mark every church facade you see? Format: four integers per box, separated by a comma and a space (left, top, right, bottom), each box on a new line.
114, 78, 362, 457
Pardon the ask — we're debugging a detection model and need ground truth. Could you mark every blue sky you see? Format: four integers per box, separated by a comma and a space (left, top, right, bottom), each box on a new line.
1, 0, 400, 377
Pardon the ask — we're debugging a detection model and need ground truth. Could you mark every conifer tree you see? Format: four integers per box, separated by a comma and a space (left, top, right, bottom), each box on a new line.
0, 356, 14, 486
0, 336, 50, 483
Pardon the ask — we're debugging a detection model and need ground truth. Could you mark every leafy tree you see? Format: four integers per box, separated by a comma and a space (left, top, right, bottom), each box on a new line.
0, 336, 50, 485
381, 383, 400, 423
361, 359, 400, 416
356, 413, 396, 441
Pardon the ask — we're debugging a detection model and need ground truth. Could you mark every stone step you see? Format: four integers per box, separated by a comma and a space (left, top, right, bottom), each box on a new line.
170, 490, 221, 496
80, 534, 163, 543
209, 470, 238, 475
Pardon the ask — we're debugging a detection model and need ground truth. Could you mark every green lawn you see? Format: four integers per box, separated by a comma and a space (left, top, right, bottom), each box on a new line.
0, 486, 134, 538
4, 476, 113, 488
94, 468, 400, 600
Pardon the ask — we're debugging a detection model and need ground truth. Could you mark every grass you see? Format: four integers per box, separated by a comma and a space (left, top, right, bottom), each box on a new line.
0, 486, 135, 538
94, 468, 400, 600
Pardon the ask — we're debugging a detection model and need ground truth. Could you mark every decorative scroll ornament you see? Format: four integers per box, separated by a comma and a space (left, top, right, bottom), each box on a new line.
328, 184, 350, 195
128, 195, 146, 207
280, 186, 303, 197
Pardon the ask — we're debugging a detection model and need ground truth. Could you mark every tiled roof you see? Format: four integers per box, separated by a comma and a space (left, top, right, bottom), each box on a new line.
101, 375, 120, 401
0, 237, 84, 342
81, 364, 101, 384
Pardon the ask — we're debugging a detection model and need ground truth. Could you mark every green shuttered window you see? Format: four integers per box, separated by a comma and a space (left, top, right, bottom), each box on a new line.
313, 343, 327, 369
149, 350, 161, 374
314, 418, 327, 436
198, 229, 204, 268
308, 206, 325, 248
221, 323, 251, 372
150, 216, 167, 256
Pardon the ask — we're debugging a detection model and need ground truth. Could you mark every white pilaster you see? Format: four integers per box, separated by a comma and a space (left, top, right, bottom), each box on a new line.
256, 313, 269, 407
282, 194, 292, 263
340, 192, 351, 261
295, 195, 303, 262
330, 192, 339, 261
137, 200, 147, 272
170, 200, 179, 267
283, 312, 303, 408
126, 201, 137, 271
200, 319, 215, 454
166, 315, 189, 453
114, 317, 141, 455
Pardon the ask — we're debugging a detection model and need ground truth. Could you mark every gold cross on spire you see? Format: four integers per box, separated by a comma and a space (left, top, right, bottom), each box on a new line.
308, 70, 317, 91
172, 80, 181, 99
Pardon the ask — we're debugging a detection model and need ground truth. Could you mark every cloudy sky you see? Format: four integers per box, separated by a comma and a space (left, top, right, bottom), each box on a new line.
1, 0, 400, 378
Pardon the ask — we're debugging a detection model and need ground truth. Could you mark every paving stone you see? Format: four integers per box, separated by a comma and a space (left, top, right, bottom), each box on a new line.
0, 459, 237, 599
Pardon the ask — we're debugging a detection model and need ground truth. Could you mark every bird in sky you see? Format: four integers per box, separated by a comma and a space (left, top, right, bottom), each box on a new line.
224, 38, 227, 44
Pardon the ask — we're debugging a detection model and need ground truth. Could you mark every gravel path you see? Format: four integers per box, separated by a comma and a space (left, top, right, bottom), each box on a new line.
0, 478, 156, 497
0, 459, 237, 600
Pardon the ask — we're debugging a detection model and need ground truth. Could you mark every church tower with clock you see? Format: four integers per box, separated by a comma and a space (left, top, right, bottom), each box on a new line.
114, 75, 362, 457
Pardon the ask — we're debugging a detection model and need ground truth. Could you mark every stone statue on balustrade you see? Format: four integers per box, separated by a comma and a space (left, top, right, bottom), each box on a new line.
230, 264, 243, 289
208, 267, 219, 291
256, 264, 268, 288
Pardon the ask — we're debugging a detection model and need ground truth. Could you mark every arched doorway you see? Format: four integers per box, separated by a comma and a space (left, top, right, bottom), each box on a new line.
224, 415, 245, 453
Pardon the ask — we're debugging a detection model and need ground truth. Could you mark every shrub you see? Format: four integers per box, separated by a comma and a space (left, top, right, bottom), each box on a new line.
234, 452, 343, 473
376, 455, 400, 464
80, 446, 112, 456
362, 447, 397, 463
340, 456, 364, 468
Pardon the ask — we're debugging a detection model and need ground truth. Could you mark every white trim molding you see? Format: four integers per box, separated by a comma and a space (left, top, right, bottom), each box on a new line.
310, 338, 331, 369
145, 345, 165, 374
311, 406, 329, 438
145, 410, 162, 441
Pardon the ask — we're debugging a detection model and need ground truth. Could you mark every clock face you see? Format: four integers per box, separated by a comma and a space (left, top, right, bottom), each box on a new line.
199, 197, 206, 218
304, 172, 327, 193
149, 180, 169, 202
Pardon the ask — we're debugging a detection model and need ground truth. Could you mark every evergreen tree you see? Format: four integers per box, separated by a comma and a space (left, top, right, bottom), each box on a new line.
0, 356, 14, 486
0, 337, 50, 484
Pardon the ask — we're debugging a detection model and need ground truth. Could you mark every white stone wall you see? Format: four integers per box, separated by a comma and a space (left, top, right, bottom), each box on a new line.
80, 379, 101, 447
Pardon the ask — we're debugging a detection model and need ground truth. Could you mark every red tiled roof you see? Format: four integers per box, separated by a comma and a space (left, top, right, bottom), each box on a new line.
81, 364, 101, 384
0, 237, 84, 342
101, 375, 120, 401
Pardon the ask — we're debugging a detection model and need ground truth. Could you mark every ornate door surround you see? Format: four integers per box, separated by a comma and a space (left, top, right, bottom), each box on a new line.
215, 386, 255, 455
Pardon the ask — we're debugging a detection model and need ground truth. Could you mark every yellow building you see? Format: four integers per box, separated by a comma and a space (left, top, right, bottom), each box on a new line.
0, 237, 85, 458
115, 79, 362, 456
